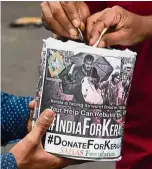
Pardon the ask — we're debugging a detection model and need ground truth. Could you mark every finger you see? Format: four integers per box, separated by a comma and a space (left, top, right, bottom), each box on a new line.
30, 109, 54, 142
80, 22, 85, 32
41, 2, 70, 38
98, 30, 124, 47
79, 2, 90, 23
89, 14, 115, 46
79, 2, 90, 33
86, 16, 96, 41
86, 8, 110, 41
89, 21, 105, 46
41, 1, 52, 26
41, 11, 51, 31
61, 1, 80, 28
29, 100, 36, 110
48, 1, 78, 39
86, 11, 102, 41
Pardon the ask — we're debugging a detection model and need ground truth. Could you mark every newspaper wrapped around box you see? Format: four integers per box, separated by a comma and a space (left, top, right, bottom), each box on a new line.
33, 37, 137, 161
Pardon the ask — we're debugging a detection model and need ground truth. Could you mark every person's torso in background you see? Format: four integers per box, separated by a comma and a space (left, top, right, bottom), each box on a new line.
86, 2, 152, 169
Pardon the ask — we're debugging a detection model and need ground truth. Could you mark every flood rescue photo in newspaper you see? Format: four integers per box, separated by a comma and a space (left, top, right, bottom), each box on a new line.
33, 38, 136, 161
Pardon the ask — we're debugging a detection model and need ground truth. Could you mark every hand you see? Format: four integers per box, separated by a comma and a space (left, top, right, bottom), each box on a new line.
10, 109, 76, 169
86, 6, 146, 47
87, 77, 95, 84
41, 1, 90, 39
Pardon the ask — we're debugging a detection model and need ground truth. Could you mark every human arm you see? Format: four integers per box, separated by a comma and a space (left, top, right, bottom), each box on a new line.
63, 66, 78, 94
1, 91, 33, 146
1, 153, 18, 169
86, 6, 152, 47
91, 67, 100, 84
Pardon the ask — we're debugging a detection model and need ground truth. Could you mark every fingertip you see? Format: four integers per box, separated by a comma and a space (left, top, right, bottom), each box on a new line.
89, 35, 98, 46
29, 100, 36, 109
89, 30, 100, 46
34, 109, 54, 135
69, 34, 79, 40
69, 28, 77, 35
89, 38, 94, 46
43, 109, 54, 120
98, 40, 106, 48
72, 19, 80, 28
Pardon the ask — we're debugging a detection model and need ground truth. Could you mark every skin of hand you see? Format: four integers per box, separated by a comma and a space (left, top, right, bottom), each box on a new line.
10, 109, 77, 169
88, 77, 97, 84
40, 1, 90, 40
86, 6, 149, 47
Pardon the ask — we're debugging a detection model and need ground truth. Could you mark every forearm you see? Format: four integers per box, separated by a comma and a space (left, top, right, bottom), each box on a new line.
142, 15, 152, 39
1, 92, 33, 146
1, 153, 17, 169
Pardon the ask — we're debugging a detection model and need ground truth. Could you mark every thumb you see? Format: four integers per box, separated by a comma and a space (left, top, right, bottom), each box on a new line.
30, 109, 54, 142
98, 31, 124, 47
79, 2, 90, 32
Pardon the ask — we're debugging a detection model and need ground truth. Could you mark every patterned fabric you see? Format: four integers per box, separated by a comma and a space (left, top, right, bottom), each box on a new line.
1, 153, 17, 169
1, 91, 33, 169
1, 91, 33, 145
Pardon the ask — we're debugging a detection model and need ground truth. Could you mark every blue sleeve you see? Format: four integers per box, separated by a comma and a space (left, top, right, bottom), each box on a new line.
1, 153, 17, 169
1, 91, 33, 146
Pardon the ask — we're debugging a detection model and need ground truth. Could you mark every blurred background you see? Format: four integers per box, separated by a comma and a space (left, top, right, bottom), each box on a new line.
1, 1, 114, 169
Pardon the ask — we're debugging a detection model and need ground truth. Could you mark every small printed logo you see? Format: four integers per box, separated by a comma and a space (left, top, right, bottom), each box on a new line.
48, 52, 65, 77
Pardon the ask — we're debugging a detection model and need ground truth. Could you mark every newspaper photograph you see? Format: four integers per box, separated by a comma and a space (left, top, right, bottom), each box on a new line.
33, 37, 136, 161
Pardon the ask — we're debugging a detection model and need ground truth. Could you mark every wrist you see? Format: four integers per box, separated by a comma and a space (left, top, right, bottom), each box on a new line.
142, 16, 152, 39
